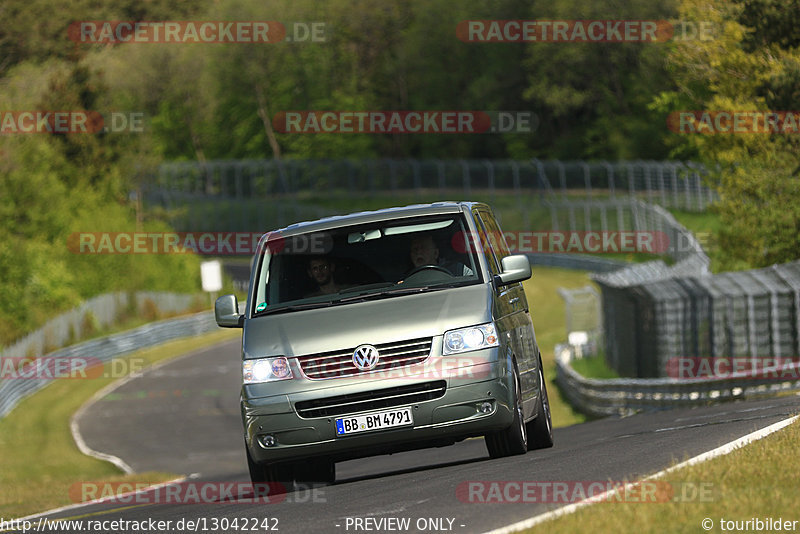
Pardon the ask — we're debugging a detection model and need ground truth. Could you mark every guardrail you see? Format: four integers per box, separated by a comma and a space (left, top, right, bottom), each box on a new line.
554, 343, 800, 417
525, 253, 628, 273
1, 292, 204, 360
0, 311, 222, 418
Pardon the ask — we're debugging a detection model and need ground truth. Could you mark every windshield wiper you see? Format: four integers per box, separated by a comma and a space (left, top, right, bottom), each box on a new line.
339, 282, 396, 294
426, 280, 475, 289
334, 285, 439, 303
253, 301, 333, 317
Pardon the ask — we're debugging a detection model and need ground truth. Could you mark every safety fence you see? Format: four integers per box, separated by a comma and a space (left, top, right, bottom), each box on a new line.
597, 261, 800, 378
558, 285, 603, 341
543, 198, 710, 265
143, 159, 716, 233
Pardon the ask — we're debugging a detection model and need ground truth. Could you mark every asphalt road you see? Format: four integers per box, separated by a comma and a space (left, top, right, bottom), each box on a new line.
32, 339, 800, 533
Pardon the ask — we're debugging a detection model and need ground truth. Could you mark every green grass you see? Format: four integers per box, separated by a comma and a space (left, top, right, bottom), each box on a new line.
0, 329, 239, 519
668, 208, 725, 272
522, 266, 598, 428
668, 209, 722, 237
570, 353, 621, 379
528, 416, 800, 534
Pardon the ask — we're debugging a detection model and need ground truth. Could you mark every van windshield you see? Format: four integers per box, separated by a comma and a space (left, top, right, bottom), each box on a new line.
251, 214, 482, 315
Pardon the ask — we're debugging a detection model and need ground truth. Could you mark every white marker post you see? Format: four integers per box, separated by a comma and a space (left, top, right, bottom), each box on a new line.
200, 260, 223, 306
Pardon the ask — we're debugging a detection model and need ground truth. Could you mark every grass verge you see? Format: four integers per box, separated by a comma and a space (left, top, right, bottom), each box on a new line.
668, 208, 729, 273
569, 353, 621, 380
0, 328, 239, 519
526, 416, 800, 534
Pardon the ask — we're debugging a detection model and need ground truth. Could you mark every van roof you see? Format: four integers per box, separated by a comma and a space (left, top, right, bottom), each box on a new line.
269, 201, 489, 236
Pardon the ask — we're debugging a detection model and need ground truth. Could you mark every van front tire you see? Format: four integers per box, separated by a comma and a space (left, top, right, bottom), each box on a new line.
246, 445, 293, 496
294, 458, 336, 487
527, 362, 554, 450
485, 360, 528, 458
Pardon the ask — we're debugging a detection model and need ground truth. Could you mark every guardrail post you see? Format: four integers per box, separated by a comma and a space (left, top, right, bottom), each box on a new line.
484, 160, 495, 204
460, 160, 471, 197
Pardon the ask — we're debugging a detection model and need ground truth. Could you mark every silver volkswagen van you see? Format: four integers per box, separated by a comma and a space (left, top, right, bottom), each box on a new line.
215, 202, 552, 489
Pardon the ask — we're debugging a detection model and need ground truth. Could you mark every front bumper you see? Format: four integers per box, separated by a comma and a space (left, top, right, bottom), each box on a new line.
243, 352, 515, 465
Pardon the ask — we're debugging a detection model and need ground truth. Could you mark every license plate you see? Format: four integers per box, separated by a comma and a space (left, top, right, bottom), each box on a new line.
335, 407, 413, 436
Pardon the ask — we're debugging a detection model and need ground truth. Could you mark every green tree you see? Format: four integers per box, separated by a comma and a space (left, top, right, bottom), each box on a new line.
522, 0, 679, 159
657, 0, 800, 269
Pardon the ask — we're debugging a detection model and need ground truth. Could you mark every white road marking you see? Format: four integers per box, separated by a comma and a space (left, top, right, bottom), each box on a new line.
9, 475, 187, 523
484, 414, 799, 534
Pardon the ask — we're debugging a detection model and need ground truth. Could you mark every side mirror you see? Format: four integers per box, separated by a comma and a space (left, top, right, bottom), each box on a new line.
215, 294, 243, 328
495, 255, 532, 286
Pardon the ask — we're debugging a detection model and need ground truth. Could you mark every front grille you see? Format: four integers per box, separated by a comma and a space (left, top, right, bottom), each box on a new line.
295, 380, 446, 418
296, 337, 433, 379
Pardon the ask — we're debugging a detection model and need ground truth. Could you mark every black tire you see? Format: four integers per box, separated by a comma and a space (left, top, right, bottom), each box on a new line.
527, 361, 554, 450
246, 444, 293, 496
485, 359, 528, 458
293, 458, 336, 488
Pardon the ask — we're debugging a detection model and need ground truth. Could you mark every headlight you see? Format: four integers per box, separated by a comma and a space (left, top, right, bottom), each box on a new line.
443, 323, 499, 355
243, 357, 293, 384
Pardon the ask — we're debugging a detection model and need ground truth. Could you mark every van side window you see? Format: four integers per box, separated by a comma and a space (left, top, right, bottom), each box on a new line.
477, 210, 511, 262
473, 212, 500, 276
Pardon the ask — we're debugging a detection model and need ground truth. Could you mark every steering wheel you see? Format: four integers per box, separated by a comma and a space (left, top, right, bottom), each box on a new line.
406, 264, 453, 277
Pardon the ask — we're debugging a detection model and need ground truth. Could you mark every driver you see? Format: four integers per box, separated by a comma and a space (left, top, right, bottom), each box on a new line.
408, 235, 473, 276
409, 234, 439, 269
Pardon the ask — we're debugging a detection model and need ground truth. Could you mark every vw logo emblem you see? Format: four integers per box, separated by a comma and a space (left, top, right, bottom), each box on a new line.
353, 344, 380, 371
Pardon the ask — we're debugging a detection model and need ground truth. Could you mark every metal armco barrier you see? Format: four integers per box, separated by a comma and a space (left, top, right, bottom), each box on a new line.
0, 311, 219, 418
1, 292, 202, 360
525, 253, 628, 273
554, 344, 800, 417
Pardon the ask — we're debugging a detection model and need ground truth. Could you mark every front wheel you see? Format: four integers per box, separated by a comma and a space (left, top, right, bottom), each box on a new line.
246, 445, 293, 496
485, 359, 528, 458
527, 362, 554, 450
293, 457, 336, 488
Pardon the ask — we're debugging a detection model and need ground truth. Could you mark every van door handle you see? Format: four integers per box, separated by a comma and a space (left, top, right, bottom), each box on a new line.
509, 297, 520, 305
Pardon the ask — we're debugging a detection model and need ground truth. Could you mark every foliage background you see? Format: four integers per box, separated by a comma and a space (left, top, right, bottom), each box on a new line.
1, 0, 798, 345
